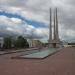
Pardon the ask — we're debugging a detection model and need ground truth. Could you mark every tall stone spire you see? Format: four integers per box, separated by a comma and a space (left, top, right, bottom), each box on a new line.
54, 9, 56, 41
49, 8, 52, 43
49, 8, 61, 48
56, 8, 59, 42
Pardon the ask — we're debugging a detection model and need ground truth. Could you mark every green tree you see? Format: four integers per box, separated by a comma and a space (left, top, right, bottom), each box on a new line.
3, 37, 12, 49
14, 36, 29, 48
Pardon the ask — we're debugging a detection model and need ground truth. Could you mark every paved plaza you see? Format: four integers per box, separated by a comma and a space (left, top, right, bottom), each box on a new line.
0, 47, 75, 75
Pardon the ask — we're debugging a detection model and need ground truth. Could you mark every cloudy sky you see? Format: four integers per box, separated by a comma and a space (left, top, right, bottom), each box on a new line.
0, 0, 75, 42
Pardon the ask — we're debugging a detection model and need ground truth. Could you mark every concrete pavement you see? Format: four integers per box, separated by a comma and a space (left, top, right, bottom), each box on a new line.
0, 47, 75, 75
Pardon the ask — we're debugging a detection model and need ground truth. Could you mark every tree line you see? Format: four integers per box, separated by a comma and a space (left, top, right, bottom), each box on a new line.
2, 36, 29, 50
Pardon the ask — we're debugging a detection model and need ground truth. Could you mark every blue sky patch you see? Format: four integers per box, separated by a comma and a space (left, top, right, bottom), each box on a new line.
0, 11, 48, 28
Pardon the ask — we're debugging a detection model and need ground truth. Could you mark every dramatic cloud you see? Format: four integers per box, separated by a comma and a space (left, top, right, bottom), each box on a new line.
0, 0, 75, 42
0, 15, 47, 39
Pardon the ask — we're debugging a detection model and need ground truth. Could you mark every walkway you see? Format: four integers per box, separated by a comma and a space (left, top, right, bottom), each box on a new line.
0, 47, 75, 75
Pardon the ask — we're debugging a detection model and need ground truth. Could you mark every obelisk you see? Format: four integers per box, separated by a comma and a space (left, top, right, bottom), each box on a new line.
49, 8, 52, 47
55, 8, 60, 47
56, 8, 59, 42
49, 8, 61, 48
54, 9, 56, 41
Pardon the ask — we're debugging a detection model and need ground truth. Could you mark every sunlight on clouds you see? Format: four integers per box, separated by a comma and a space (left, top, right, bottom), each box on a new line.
11, 18, 22, 24
0, 15, 22, 26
